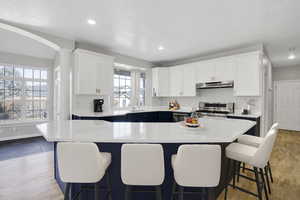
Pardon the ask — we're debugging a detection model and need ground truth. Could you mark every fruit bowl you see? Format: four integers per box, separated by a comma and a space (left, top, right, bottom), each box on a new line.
184, 117, 200, 128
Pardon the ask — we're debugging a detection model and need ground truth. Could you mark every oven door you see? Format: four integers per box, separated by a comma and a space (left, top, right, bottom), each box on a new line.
172, 112, 190, 122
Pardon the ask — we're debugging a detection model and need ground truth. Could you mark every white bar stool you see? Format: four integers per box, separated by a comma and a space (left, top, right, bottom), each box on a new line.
225, 126, 279, 200
57, 142, 112, 200
171, 145, 221, 200
237, 123, 279, 194
121, 144, 165, 200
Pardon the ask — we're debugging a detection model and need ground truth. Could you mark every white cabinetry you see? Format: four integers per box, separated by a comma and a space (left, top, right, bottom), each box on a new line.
74, 49, 114, 95
182, 63, 196, 96
215, 58, 235, 81
169, 66, 184, 96
152, 67, 169, 97
234, 52, 261, 96
195, 61, 216, 82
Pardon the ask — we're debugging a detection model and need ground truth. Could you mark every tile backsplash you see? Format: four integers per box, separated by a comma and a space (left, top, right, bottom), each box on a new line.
152, 88, 262, 114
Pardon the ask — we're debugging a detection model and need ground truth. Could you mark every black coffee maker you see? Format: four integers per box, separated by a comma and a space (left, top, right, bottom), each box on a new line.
94, 99, 104, 112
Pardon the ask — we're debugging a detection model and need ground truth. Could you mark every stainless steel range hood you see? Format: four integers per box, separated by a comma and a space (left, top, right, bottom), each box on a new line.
196, 80, 234, 89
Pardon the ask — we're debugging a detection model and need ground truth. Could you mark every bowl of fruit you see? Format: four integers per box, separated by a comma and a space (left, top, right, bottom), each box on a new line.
184, 117, 200, 128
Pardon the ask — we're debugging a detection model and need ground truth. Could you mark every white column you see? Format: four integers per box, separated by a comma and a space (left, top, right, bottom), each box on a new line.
56, 48, 73, 120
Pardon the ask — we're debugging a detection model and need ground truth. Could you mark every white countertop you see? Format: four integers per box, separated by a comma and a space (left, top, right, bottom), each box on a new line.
38, 117, 255, 143
73, 106, 193, 117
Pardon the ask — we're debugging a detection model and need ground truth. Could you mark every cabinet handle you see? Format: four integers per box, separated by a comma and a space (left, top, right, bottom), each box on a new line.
153, 88, 157, 96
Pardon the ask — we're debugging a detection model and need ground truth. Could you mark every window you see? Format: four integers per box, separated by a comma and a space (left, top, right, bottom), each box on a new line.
0, 64, 49, 121
139, 73, 146, 106
113, 66, 146, 108
113, 69, 132, 108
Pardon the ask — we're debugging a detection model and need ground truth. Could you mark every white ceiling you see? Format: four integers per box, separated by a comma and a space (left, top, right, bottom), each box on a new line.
0, 28, 56, 59
0, 0, 299, 67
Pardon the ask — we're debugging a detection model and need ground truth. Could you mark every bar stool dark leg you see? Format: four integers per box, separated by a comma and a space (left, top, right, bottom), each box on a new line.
155, 186, 162, 200
242, 162, 246, 173
224, 158, 231, 200
94, 182, 100, 200
237, 162, 241, 182
106, 171, 113, 200
179, 186, 184, 200
264, 166, 271, 194
64, 183, 71, 200
232, 160, 236, 189
254, 167, 262, 200
170, 180, 176, 200
124, 185, 132, 200
268, 161, 274, 183
259, 168, 269, 200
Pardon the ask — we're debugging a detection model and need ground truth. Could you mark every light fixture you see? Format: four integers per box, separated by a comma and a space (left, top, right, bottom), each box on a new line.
288, 48, 296, 60
87, 19, 96, 25
158, 45, 164, 51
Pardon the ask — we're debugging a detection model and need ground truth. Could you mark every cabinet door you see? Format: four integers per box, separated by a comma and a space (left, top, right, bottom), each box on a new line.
215, 59, 235, 81
152, 68, 169, 97
169, 66, 183, 96
152, 68, 159, 97
158, 68, 169, 96
234, 53, 261, 96
75, 52, 98, 95
74, 49, 114, 95
195, 61, 216, 83
183, 63, 196, 96
96, 57, 114, 95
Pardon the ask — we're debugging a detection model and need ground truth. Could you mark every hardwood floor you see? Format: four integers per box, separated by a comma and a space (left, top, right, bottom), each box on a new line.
0, 130, 299, 200
0, 152, 63, 200
218, 130, 300, 200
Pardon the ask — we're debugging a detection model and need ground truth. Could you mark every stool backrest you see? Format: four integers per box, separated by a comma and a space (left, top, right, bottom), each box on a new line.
252, 124, 279, 168
265, 123, 278, 138
121, 144, 165, 186
173, 145, 221, 187
57, 142, 105, 183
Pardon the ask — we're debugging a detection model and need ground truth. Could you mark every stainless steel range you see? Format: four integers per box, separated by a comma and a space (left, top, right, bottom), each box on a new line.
197, 102, 234, 117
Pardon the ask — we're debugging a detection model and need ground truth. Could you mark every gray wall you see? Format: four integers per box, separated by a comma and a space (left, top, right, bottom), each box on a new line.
273, 65, 300, 81
0, 51, 54, 68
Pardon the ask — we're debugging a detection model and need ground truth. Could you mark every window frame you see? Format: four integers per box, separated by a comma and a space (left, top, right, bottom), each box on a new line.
113, 66, 146, 108
0, 63, 50, 124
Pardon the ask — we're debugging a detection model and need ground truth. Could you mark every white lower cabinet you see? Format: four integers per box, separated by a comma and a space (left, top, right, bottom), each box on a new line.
74, 49, 114, 95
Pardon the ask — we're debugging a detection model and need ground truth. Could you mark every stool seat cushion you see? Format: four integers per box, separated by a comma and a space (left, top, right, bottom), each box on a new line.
171, 155, 176, 167
99, 152, 112, 170
226, 143, 257, 165
238, 135, 264, 147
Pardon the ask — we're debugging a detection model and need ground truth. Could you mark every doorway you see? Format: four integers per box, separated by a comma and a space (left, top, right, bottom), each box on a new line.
274, 80, 300, 131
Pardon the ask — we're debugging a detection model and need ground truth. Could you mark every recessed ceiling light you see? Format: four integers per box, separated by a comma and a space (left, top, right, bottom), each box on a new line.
158, 46, 164, 51
288, 48, 296, 60
87, 19, 96, 25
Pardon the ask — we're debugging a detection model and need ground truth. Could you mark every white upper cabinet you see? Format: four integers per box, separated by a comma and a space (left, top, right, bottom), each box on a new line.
169, 65, 184, 96
74, 49, 114, 95
152, 67, 169, 97
195, 61, 216, 83
214, 58, 236, 81
182, 63, 196, 96
234, 52, 262, 96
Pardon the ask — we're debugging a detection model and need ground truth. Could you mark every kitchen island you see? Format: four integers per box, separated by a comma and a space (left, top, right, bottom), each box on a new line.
38, 117, 256, 200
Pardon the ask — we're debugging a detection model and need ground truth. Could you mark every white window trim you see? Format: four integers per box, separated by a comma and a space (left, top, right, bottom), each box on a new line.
0, 63, 52, 124
113, 65, 146, 108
